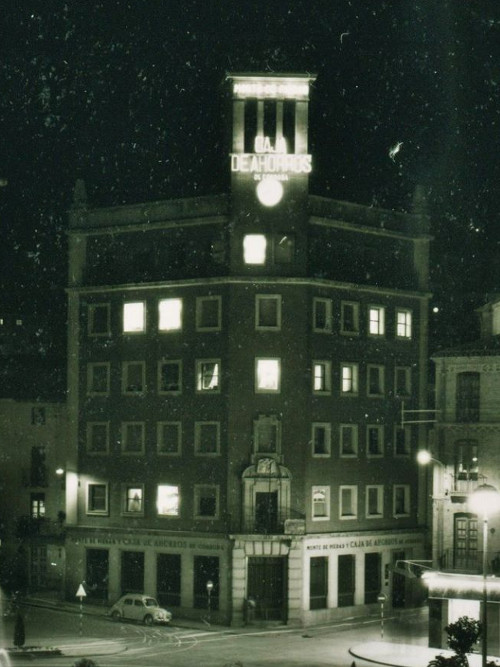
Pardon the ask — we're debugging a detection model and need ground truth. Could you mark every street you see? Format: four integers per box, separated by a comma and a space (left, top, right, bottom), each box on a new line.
0, 604, 429, 667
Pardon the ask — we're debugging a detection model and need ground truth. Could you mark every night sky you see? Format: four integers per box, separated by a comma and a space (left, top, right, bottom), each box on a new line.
1, 0, 499, 356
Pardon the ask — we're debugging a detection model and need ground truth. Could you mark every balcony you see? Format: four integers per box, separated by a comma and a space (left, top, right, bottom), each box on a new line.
449, 473, 484, 503
438, 549, 500, 575
15, 516, 65, 541
241, 510, 305, 535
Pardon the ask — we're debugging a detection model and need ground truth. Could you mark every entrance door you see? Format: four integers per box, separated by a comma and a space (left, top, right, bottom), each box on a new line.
30, 546, 47, 589
86, 549, 109, 601
454, 513, 478, 570
247, 556, 287, 621
338, 554, 355, 607
255, 492, 278, 534
121, 551, 144, 595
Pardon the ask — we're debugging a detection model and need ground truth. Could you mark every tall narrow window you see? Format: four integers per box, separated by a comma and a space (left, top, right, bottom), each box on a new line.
367, 365, 384, 397
366, 486, 383, 518
254, 415, 280, 454
88, 304, 110, 336
396, 309, 412, 339
256, 295, 281, 330
255, 358, 280, 393
157, 484, 180, 517
123, 485, 144, 515
123, 301, 145, 333
341, 363, 358, 395
340, 424, 358, 457
86, 422, 109, 455
393, 485, 410, 516
394, 426, 410, 456
395, 367, 411, 396
456, 372, 480, 422
158, 360, 182, 394
313, 361, 331, 394
122, 361, 145, 394
310, 557, 328, 610
87, 483, 108, 515
31, 493, 46, 518
157, 422, 181, 455
196, 360, 220, 392
367, 425, 384, 457
341, 301, 359, 334
455, 440, 479, 480
312, 486, 330, 520
273, 233, 295, 263
313, 298, 332, 333
312, 423, 331, 457
87, 363, 110, 395
243, 234, 266, 264
340, 486, 357, 519
121, 422, 145, 455
368, 306, 385, 336
196, 296, 221, 331
194, 422, 220, 455
194, 485, 219, 518
158, 298, 182, 332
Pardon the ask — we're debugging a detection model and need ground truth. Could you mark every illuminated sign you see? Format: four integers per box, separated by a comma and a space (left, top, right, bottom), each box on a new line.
231, 153, 312, 177
233, 82, 309, 99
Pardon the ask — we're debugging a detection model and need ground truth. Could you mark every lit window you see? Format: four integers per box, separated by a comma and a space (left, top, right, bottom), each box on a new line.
367, 365, 384, 397
123, 486, 143, 514
255, 358, 280, 393
341, 363, 358, 395
366, 486, 383, 518
122, 361, 145, 394
243, 234, 267, 264
340, 486, 357, 519
121, 422, 145, 455
87, 483, 108, 515
313, 361, 331, 393
254, 414, 280, 454
158, 360, 182, 394
16, 319, 23, 326
312, 486, 330, 520
194, 485, 219, 518
394, 426, 410, 456
194, 422, 220, 455
396, 309, 412, 339
256, 295, 281, 330
340, 424, 358, 457
86, 422, 109, 454
196, 360, 220, 392
395, 367, 411, 396
341, 302, 359, 334
31, 493, 45, 518
455, 440, 479, 480
368, 306, 385, 336
393, 485, 410, 517
157, 422, 181, 455
157, 484, 180, 517
196, 296, 221, 331
367, 425, 384, 457
87, 363, 110, 395
88, 304, 110, 336
123, 301, 145, 333
313, 298, 332, 333
312, 423, 331, 457
158, 298, 182, 332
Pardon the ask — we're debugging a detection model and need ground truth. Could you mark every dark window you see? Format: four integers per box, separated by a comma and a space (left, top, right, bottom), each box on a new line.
86, 549, 109, 601
89, 304, 110, 335
255, 492, 278, 534
157, 553, 181, 607
193, 556, 219, 610
254, 415, 279, 453
31, 407, 46, 426
257, 296, 280, 328
273, 233, 295, 264
338, 554, 355, 607
121, 551, 144, 595
30, 446, 47, 486
364, 553, 381, 603
159, 362, 181, 393
456, 372, 480, 422
310, 557, 328, 610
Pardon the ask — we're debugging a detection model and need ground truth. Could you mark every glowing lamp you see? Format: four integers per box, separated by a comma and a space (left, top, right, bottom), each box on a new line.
416, 450, 432, 466
256, 178, 283, 207
468, 483, 500, 518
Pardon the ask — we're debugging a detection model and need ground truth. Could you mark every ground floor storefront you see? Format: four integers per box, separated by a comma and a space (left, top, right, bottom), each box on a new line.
64, 527, 426, 626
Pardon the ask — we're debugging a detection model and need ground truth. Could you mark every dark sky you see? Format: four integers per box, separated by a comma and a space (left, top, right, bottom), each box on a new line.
1, 0, 499, 352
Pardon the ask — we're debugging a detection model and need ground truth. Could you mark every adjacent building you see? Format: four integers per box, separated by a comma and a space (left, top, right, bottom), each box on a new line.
64, 73, 431, 624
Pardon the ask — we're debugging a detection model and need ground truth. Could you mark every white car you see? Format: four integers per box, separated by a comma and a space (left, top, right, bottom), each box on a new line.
110, 594, 172, 625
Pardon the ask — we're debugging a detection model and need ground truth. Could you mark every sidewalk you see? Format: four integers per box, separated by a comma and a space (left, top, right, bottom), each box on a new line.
350, 642, 500, 667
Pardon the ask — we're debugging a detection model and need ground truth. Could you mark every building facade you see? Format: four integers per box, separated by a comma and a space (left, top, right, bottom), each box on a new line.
426, 296, 500, 651
64, 73, 431, 625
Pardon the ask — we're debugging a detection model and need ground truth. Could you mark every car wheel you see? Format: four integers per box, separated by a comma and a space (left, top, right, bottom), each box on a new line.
143, 614, 153, 626
111, 610, 121, 621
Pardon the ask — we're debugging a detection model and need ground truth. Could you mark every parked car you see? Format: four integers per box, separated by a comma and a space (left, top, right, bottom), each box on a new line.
109, 594, 172, 625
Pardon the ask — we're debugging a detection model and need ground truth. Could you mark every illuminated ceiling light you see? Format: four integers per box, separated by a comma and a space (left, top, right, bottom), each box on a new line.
256, 178, 283, 207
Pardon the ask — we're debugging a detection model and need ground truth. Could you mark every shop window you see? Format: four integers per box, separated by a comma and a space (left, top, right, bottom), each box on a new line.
86, 422, 109, 455
340, 486, 357, 519
312, 486, 330, 521
31, 492, 46, 518
367, 425, 384, 457
87, 483, 108, 515
338, 554, 355, 607
313, 361, 331, 394
87, 363, 110, 395
364, 553, 382, 604
158, 298, 182, 332
123, 301, 145, 333
366, 486, 383, 518
194, 485, 219, 518
157, 484, 180, 517
395, 366, 411, 396
88, 303, 110, 336
123, 485, 144, 515
243, 234, 267, 264
157, 554, 181, 607
194, 422, 220, 455
121, 422, 145, 455
255, 358, 281, 393
393, 485, 410, 517
456, 372, 480, 422
310, 556, 328, 610
253, 414, 280, 455
368, 306, 385, 336
341, 363, 358, 395
193, 556, 219, 610
196, 296, 221, 331
367, 365, 384, 397
158, 360, 182, 394
341, 301, 359, 335
312, 423, 331, 457
122, 361, 145, 394
394, 426, 410, 456
256, 295, 281, 330
196, 360, 220, 392
313, 298, 333, 333
396, 308, 412, 339
340, 424, 358, 457
157, 422, 181, 455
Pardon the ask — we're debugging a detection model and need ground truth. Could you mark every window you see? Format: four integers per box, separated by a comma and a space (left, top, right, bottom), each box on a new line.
158, 298, 182, 332
312, 423, 331, 457
121, 422, 145, 455
393, 485, 410, 516
88, 303, 110, 336
312, 486, 330, 520
30, 446, 47, 486
341, 363, 358, 395
157, 484, 180, 517
340, 424, 358, 457
158, 360, 182, 394
310, 557, 328, 610
255, 358, 281, 393
196, 360, 220, 392
455, 440, 479, 480
340, 486, 357, 519
313, 298, 332, 333
196, 296, 221, 331
157, 422, 181, 455
338, 554, 355, 607
341, 301, 359, 334
86, 422, 109, 454
368, 306, 385, 336
123, 301, 145, 333
195, 422, 220, 455
31, 406, 46, 425
31, 493, 46, 518
395, 366, 411, 396
87, 363, 110, 395
366, 486, 383, 518
396, 308, 412, 339
394, 426, 410, 456
122, 361, 145, 394
87, 483, 108, 515
243, 234, 267, 264
313, 361, 331, 394
367, 365, 384, 397
367, 425, 384, 457
456, 372, 480, 422
364, 552, 382, 604
194, 485, 219, 518
253, 414, 280, 454
256, 295, 281, 330
123, 485, 144, 515
273, 233, 295, 264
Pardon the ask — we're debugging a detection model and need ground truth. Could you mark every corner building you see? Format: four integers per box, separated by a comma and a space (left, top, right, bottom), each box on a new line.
65, 73, 431, 625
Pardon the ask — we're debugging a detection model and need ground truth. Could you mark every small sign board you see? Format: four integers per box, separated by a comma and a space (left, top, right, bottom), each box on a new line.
76, 584, 87, 598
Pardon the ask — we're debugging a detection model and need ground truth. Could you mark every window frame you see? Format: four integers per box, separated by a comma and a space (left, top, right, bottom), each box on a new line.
196, 359, 221, 393
340, 362, 359, 396
255, 357, 281, 394
339, 485, 358, 520
313, 298, 333, 333
313, 360, 332, 395
86, 422, 110, 455
311, 422, 331, 457
367, 364, 385, 397
255, 294, 282, 331
86, 482, 108, 516
121, 421, 146, 456
394, 366, 412, 397
366, 485, 384, 518
243, 234, 267, 265
339, 424, 358, 458
157, 421, 182, 456
396, 308, 413, 339
253, 414, 281, 456
123, 301, 146, 334
368, 305, 385, 337
194, 421, 221, 456
194, 484, 220, 519
157, 484, 180, 518
158, 360, 182, 395
394, 425, 411, 457
121, 361, 146, 395
88, 303, 111, 337
366, 424, 384, 458
340, 301, 359, 335
158, 297, 183, 333
122, 484, 145, 516
312, 485, 330, 521
196, 296, 222, 332
393, 484, 410, 517
87, 362, 110, 396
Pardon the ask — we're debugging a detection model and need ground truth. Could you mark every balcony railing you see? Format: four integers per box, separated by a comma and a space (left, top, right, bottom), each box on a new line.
241, 510, 305, 535
15, 516, 65, 540
438, 549, 500, 575
449, 473, 484, 502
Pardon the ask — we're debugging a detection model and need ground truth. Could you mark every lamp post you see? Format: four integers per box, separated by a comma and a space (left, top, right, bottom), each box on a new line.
469, 483, 500, 667
417, 450, 448, 567
377, 593, 387, 639
206, 580, 214, 624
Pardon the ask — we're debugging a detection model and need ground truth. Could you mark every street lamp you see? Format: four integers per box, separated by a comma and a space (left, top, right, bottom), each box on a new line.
468, 483, 500, 667
377, 593, 387, 639
206, 580, 214, 624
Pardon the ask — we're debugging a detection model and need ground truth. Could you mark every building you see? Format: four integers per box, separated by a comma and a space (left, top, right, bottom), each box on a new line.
426, 296, 500, 651
64, 73, 431, 625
